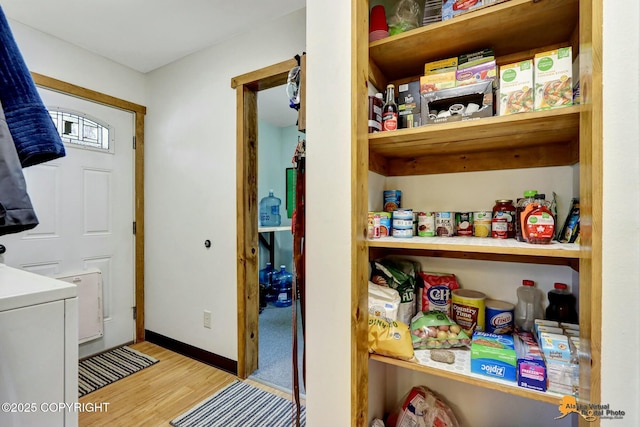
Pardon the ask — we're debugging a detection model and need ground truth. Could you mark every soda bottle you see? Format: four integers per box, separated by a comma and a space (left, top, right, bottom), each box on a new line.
382, 84, 398, 131
514, 279, 544, 332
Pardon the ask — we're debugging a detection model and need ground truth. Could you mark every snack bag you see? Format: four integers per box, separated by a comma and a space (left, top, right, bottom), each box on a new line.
368, 316, 416, 361
410, 310, 470, 349
386, 386, 460, 427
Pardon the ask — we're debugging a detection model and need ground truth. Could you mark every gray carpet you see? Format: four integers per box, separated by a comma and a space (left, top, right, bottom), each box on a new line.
250, 302, 305, 394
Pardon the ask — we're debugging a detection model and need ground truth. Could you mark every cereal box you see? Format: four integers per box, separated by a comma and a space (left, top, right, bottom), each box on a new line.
499, 60, 534, 115
534, 47, 573, 110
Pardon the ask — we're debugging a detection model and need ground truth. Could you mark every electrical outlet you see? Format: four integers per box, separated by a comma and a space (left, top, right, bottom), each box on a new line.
203, 310, 212, 329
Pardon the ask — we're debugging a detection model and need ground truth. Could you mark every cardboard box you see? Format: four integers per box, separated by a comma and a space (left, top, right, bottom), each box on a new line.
421, 80, 493, 125
397, 81, 421, 129
515, 332, 547, 392
424, 57, 458, 75
458, 48, 495, 69
498, 60, 534, 115
534, 47, 573, 110
442, 0, 498, 20
455, 60, 497, 87
471, 331, 517, 382
539, 332, 571, 363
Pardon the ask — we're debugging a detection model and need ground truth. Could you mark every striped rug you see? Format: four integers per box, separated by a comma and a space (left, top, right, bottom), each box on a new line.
78, 346, 158, 397
171, 381, 306, 427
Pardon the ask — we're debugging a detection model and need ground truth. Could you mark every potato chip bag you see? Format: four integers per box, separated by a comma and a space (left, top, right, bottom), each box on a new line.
368, 316, 415, 361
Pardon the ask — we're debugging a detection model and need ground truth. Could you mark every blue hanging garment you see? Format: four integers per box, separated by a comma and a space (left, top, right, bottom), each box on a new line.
0, 5, 65, 167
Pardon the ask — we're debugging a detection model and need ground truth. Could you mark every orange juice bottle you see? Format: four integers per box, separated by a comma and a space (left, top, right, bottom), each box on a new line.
522, 194, 556, 244
515, 190, 538, 242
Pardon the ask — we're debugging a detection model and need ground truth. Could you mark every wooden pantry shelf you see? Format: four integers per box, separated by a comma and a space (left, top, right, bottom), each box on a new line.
368, 236, 580, 269
368, 106, 580, 176
370, 351, 564, 405
369, 0, 579, 83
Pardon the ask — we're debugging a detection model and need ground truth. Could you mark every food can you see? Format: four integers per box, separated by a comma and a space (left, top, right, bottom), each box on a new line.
417, 212, 436, 237
452, 289, 486, 336
435, 211, 455, 236
392, 209, 413, 238
376, 212, 392, 237
383, 190, 402, 212
473, 211, 492, 237
368, 212, 381, 239
485, 299, 515, 334
456, 212, 474, 236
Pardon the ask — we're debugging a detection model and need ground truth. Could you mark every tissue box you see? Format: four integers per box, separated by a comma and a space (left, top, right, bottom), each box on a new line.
421, 81, 493, 125
515, 332, 547, 392
471, 331, 517, 382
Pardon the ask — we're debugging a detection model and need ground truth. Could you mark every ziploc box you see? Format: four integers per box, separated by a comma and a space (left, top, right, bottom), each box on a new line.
534, 46, 573, 110
514, 332, 547, 392
397, 81, 421, 129
499, 60, 534, 115
471, 331, 517, 382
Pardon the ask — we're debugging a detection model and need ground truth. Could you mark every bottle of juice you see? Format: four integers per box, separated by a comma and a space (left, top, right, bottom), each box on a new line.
515, 190, 538, 242
523, 193, 556, 244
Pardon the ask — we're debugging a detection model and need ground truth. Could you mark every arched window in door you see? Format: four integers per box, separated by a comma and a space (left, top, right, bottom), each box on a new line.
48, 108, 112, 152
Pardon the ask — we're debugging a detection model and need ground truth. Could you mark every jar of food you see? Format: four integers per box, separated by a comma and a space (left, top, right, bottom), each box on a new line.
492, 199, 516, 239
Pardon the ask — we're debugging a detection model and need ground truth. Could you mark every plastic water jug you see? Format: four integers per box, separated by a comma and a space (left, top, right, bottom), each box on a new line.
273, 265, 293, 307
259, 189, 281, 226
514, 279, 544, 332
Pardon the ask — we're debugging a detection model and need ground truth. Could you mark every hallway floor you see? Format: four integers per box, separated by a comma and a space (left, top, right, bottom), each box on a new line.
250, 302, 305, 395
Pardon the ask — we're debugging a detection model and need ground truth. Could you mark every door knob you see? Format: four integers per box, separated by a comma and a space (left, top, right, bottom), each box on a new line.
0, 244, 5, 254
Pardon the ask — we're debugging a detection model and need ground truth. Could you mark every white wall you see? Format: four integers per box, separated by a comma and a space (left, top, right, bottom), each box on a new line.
305, 0, 353, 425
143, 8, 305, 360
8, 20, 146, 106
601, 1, 640, 425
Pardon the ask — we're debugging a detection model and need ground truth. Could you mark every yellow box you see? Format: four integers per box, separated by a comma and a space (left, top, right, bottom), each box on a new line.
424, 57, 458, 75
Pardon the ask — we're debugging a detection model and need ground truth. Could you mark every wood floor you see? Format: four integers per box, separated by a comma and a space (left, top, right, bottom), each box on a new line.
79, 341, 300, 427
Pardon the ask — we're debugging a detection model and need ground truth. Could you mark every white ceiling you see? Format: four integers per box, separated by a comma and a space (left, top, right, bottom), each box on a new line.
1, 0, 304, 128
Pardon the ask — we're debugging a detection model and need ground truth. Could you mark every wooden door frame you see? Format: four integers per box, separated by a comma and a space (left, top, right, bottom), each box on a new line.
231, 58, 299, 378
31, 73, 147, 343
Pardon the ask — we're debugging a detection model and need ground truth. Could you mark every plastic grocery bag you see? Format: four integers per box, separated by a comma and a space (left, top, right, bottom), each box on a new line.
388, 0, 421, 36
386, 386, 460, 427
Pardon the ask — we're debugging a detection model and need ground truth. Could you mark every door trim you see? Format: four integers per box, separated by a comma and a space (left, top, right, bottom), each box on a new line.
231, 58, 298, 378
31, 72, 147, 343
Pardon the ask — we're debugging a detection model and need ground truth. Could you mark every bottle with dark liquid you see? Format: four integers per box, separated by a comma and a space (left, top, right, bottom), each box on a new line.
382, 84, 398, 131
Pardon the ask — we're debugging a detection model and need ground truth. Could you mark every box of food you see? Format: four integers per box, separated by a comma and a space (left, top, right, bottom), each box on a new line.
514, 332, 547, 392
424, 57, 458, 75
539, 332, 571, 363
534, 47, 573, 110
398, 81, 421, 129
458, 48, 495, 69
421, 80, 493, 125
499, 60, 534, 115
442, 0, 488, 21
455, 60, 497, 87
470, 331, 517, 382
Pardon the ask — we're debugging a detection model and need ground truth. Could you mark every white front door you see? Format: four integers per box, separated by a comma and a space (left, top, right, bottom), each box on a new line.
0, 87, 135, 358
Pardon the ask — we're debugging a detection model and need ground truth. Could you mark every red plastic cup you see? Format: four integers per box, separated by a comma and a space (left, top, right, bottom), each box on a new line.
369, 5, 388, 32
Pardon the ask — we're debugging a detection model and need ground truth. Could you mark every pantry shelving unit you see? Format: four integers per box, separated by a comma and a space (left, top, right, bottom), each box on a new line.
352, 0, 602, 425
